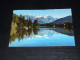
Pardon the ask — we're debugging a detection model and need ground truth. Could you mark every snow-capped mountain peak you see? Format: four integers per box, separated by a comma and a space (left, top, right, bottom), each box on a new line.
24, 15, 57, 24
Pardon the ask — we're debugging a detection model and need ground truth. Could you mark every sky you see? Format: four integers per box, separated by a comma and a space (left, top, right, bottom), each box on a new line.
13, 9, 72, 18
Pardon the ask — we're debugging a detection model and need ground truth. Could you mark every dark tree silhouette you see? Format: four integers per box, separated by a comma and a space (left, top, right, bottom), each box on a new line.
28, 18, 33, 28
25, 19, 28, 26
34, 20, 38, 26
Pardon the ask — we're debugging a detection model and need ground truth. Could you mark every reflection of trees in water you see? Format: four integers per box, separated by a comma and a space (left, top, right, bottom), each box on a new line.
9, 32, 17, 44
9, 28, 40, 43
17, 28, 28, 41
55, 25, 73, 31
33, 28, 40, 35
55, 22, 74, 31
9, 26, 74, 44
52, 27, 74, 36
64, 26, 73, 31
28, 28, 32, 36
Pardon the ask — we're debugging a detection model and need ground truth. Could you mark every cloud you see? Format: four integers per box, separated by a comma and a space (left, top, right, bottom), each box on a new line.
45, 37, 49, 38
35, 35, 42, 37
28, 38, 30, 39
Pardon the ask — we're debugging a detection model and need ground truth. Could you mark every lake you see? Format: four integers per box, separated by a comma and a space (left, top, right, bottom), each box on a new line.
9, 26, 75, 47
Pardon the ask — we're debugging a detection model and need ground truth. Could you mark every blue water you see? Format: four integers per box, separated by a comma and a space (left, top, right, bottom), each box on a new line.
9, 27, 75, 47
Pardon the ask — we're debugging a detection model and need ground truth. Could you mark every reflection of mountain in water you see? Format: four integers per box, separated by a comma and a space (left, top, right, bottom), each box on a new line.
38, 28, 57, 37
52, 27, 74, 36
26, 27, 74, 40
9, 27, 74, 43
24, 28, 57, 39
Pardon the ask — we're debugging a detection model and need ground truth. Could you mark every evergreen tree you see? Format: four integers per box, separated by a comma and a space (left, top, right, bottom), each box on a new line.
25, 19, 28, 26
33, 20, 38, 26
28, 18, 33, 27
13, 14, 19, 23
18, 15, 25, 27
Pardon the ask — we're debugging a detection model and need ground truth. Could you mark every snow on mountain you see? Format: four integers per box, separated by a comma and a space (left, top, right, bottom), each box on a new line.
24, 15, 57, 24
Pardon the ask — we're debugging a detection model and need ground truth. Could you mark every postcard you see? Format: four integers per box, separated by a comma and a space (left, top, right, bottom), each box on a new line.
9, 9, 75, 47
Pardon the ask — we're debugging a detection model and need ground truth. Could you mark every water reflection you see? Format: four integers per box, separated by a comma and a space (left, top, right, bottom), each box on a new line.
9, 26, 75, 47
33, 28, 40, 35
9, 28, 40, 43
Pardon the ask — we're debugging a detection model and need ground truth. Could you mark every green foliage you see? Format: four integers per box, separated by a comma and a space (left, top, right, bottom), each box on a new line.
54, 22, 73, 31
9, 14, 74, 43
64, 22, 73, 31
33, 28, 40, 35
11, 14, 19, 30
49, 23, 54, 26
18, 15, 25, 27
40, 23, 54, 27
25, 19, 28, 26
12, 14, 40, 28
55, 23, 64, 27
33, 20, 40, 28
28, 18, 33, 28
9, 28, 40, 43
13, 14, 19, 23
64, 22, 73, 27
33, 20, 38, 26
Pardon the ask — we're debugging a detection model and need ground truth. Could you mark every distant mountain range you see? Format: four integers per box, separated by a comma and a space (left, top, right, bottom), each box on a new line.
53, 15, 72, 24
24, 15, 57, 24
24, 15, 72, 24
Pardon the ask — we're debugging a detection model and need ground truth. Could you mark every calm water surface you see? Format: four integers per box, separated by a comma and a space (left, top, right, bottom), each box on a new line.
9, 26, 75, 47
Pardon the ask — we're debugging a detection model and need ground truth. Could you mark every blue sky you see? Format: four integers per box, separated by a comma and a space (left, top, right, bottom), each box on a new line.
13, 9, 72, 18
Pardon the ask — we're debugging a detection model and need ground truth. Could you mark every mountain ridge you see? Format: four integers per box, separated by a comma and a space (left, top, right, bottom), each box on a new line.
53, 15, 72, 24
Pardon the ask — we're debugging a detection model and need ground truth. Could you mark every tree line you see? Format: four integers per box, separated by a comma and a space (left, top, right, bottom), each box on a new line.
12, 14, 73, 28
11, 14, 40, 29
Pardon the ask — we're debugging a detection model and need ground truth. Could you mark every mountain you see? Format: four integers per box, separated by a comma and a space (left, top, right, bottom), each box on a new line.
24, 15, 57, 24
53, 15, 72, 24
